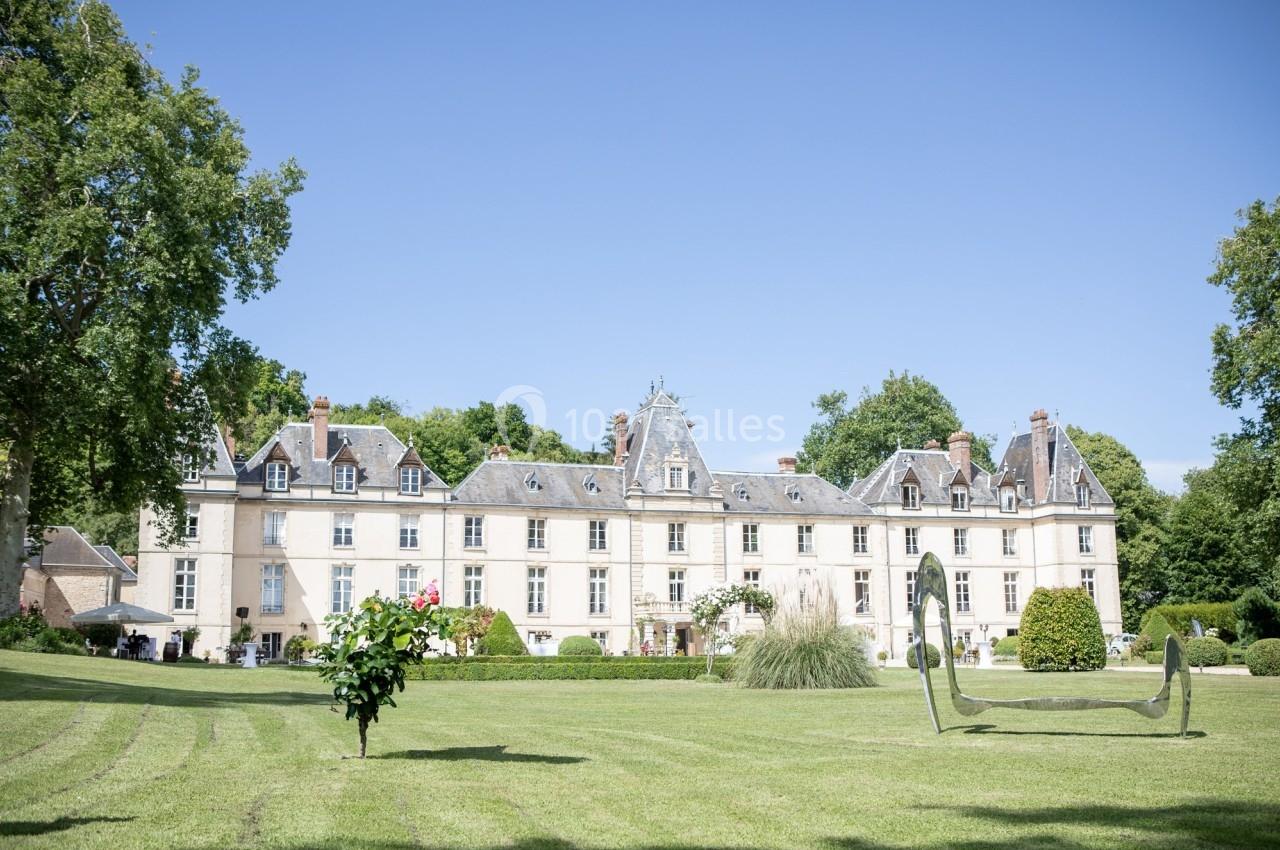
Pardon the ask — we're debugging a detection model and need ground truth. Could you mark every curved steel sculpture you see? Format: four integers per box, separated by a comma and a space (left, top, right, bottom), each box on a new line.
911, 552, 1191, 737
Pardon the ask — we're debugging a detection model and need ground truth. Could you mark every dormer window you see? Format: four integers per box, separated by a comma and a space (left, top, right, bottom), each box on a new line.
583, 473, 599, 494
400, 466, 422, 495
951, 486, 969, 511
663, 447, 689, 492
181, 454, 200, 483
265, 461, 289, 492
785, 484, 801, 503
524, 472, 540, 492
1076, 483, 1090, 509
1000, 486, 1016, 513
902, 484, 920, 510
668, 466, 684, 489
333, 464, 356, 493
734, 484, 748, 502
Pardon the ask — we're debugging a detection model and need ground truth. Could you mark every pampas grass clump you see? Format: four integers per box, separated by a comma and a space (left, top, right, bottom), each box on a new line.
735, 574, 877, 689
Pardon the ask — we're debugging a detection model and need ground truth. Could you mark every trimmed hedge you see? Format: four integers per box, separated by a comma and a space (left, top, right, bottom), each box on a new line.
474, 611, 527, 656
1245, 638, 1280, 677
906, 642, 940, 669
558, 636, 603, 656
1145, 651, 1165, 666
1141, 602, 1237, 642
993, 636, 1020, 657
1019, 586, 1106, 671
1186, 636, 1228, 667
407, 656, 730, 681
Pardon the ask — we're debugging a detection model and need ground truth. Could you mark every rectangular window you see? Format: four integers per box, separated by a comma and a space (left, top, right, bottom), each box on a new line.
527, 567, 546, 614
1003, 571, 1019, 614
668, 466, 684, 489
259, 632, 282, 660
1001, 488, 1016, 512
1081, 567, 1096, 601
333, 464, 356, 493
332, 513, 354, 547
463, 515, 484, 548
852, 525, 869, 554
173, 558, 197, 611
668, 569, 686, 604
951, 487, 968, 511
797, 524, 814, 554
263, 511, 286, 546
742, 523, 759, 554
668, 522, 685, 552
904, 527, 919, 556
743, 569, 760, 613
588, 519, 608, 551
261, 563, 284, 613
906, 570, 917, 613
955, 570, 971, 613
527, 518, 546, 550
854, 569, 871, 615
1002, 528, 1017, 556
903, 484, 920, 509
400, 465, 422, 495
589, 567, 609, 615
953, 528, 968, 556
265, 461, 288, 491
464, 565, 484, 607
1078, 525, 1094, 554
399, 515, 420, 549
590, 630, 608, 650
183, 505, 199, 540
182, 454, 201, 483
1076, 484, 1090, 509
331, 565, 353, 614
397, 566, 420, 598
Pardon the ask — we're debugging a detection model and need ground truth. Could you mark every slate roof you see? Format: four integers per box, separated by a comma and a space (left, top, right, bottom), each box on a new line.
238, 423, 448, 490
712, 472, 875, 515
95, 545, 138, 582
452, 461, 627, 509
851, 450, 1000, 507
998, 424, 1114, 506
31, 527, 131, 574
190, 428, 236, 478
620, 390, 716, 497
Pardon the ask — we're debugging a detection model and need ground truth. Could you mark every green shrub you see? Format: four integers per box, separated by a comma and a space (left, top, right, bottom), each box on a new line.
1141, 602, 1237, 643
695, 673, 722, 684
1234, 588, 1280, 645
993, 636, 1020, 657
1141, 611, 1175, 647
558, 636, 603, 656
0, 611, 47, 648
284, 635, 315, 663
1130, 633, 1153, 656
1186, 636, 1228, 667
1019, 587, 1106, 672
408, 656, 728, 681
733, 579, 876, 689
1245, 638, 1280, 676
1229, 647, 1247, 665
473, 611, 527, 656
77, 623, 122, 648
907, 642, 941, 669
1145, 651, 1165, 665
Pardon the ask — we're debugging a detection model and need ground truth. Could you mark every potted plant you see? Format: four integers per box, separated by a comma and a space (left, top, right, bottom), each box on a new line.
877, 649, 889, 669
181, 626, 200, 656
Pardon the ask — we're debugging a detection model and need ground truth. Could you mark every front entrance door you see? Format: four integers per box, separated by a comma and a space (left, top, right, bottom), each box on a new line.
675, 627, 691, 656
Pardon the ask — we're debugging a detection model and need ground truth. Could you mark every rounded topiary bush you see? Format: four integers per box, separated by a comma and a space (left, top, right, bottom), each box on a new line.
1140, 611, 1176, 650
906, 642, 941, 669
1018, 586, 1106, 671
993, 636, 1020, 657
558, 636, 603, 656
1186, 636, 1228, 667
1245, 638, 1280, 676
474, 611, 528, 656
694, 673, 722, 684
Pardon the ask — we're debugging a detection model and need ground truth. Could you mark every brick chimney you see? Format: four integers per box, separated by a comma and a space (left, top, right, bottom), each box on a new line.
777, 456, 797, 474
1030, 408, 1050, 503
221, 423, 237, 461
946, 431, 971, 474
489, 444, 510, 461
922, 439, 940, 450
612, 412, 629, 466
310, 396, 330, 460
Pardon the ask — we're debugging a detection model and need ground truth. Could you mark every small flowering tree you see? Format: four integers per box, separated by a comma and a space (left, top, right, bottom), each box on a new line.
315, 581, 449, 758
690, 584, 776, 674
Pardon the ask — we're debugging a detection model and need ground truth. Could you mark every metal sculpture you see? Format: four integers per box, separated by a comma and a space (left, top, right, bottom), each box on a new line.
911, 552, 1191, 737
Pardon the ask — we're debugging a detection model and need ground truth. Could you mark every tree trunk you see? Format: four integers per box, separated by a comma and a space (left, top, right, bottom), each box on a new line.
0, 437, 34, 619
358, 715, 369, 759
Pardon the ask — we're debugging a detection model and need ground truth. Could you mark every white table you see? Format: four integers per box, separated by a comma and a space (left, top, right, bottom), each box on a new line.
240, 642, 259, 668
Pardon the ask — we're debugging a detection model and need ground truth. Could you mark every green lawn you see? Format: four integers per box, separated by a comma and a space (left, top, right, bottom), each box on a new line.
1, 651, 1278, 850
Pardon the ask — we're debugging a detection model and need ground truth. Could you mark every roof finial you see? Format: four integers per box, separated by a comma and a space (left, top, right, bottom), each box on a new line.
896, 435, 901, 450
408, 434, 414, 449
649, 379, 655, 395
659, 374, 664, 389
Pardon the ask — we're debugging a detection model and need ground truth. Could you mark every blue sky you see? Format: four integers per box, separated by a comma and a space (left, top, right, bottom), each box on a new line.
117, 2, 1280, 491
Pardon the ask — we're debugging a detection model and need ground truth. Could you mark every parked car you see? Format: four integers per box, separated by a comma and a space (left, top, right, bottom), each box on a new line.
1108, 633, 1138, 656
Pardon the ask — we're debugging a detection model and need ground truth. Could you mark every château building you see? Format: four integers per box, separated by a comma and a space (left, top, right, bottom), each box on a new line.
134, 390, 1119, 660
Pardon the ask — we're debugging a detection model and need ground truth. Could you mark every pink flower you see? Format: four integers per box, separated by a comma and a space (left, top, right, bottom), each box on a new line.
411, 595, 427, 611
423, 580, 440, 606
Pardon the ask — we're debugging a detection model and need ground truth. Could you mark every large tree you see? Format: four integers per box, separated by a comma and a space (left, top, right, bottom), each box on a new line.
1065, 426, 1173, 630
0, 1, 303, 614
1165, 466, 1254, 603
797, 372, 994, 488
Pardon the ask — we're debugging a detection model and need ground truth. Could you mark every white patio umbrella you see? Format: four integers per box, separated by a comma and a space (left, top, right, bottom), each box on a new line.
70, 602, 174, 625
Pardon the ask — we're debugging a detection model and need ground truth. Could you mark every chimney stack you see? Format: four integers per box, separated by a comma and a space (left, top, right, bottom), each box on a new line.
777, 456, 797, 474
923, 439, 940, 450
612, 412, 629, 466
221, 423, 237, 461
946, 431, 971, 474
1030, 409, 1050, 503
489, 444, 510, 461
310, 396, 330, 460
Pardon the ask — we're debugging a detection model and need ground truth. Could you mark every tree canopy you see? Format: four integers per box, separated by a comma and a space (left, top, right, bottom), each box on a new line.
0, 0, 303, 614
797, 372, 994, 488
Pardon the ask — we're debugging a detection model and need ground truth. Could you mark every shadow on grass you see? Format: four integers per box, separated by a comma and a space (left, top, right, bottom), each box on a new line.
0, 670, 330, 708
0, 815, 134, 837
374, 745, 586, 764
951, 723, 1207, 739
